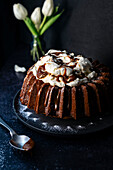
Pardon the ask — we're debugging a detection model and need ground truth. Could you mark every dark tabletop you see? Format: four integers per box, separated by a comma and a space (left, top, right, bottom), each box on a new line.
0, 44, 113, 170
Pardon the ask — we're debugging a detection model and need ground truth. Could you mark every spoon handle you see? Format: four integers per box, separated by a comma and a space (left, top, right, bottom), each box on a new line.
0, 117, 16, 136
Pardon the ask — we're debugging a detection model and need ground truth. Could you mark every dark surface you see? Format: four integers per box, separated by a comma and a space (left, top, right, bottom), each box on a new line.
0, 44, 113, 170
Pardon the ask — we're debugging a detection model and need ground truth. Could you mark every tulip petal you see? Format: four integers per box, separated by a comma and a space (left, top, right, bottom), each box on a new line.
42, 0, 54, 16
13, 3, 28, 20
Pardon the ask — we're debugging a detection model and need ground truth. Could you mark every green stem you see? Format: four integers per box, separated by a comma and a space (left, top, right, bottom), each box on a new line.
39, 16, 47, 31
31, 37, 40, 61
24, 17, 38, 37
24, 17, 45, 55
37, 37, 45, 55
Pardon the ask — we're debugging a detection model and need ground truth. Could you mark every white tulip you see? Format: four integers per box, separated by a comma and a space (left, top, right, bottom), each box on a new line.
42, 0, 54, 16
31, 7, 41, 31
13, 3, 28, 20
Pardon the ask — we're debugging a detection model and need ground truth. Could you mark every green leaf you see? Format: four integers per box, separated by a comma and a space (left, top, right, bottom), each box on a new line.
39, 6, 60, 32
40, 10, 64, 36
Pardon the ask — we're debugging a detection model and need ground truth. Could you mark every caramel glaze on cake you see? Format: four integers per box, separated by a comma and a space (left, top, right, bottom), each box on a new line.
20, 50, 113, 120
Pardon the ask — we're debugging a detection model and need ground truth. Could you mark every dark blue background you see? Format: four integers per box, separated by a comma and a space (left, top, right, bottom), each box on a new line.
1, 0, 113, 69
1, 0, 113, 169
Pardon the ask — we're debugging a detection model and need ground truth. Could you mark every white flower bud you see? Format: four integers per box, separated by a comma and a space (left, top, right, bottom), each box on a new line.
13, 3, 28, 20
31, 7, 41, 31
42, 0, 54, 16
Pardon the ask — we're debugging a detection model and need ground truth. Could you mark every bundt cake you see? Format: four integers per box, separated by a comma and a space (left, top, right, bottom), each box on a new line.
20, 49, 113, 120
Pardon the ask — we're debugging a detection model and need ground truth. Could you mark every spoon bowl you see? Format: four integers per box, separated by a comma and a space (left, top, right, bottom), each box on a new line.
9, 134, 34, 151
0, 117, 35, 151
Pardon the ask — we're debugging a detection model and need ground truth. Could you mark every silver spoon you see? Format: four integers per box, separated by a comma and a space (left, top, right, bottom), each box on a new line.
0, 117, 35, 151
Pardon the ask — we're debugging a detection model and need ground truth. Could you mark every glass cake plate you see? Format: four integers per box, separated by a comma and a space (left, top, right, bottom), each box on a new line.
13, 90, 113, 136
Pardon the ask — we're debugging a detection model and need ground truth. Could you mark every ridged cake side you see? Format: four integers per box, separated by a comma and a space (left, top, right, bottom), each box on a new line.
20, 59, 113, 120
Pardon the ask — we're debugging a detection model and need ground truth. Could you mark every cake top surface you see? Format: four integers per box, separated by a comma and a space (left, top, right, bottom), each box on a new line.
31, 49, 97, 87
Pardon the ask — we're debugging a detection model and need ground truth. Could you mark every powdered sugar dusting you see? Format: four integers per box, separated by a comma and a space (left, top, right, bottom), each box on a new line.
53, 125, 61, 131
76, 125, 86, 130
0, 148, 5, 168
88, 122, 94, 125
65, 126, 75, 133
22, 112, 32, 119
29, 117, 40, 122
42, 122, 48, 128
